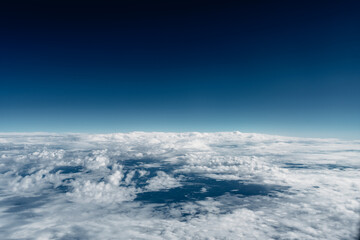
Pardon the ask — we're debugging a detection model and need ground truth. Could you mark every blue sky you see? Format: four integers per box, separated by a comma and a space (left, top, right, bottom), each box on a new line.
0, 0, 359, 138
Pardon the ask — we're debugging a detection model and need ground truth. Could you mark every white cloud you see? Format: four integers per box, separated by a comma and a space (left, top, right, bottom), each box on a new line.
0, 132, 359, 239
145, 171, 181, 191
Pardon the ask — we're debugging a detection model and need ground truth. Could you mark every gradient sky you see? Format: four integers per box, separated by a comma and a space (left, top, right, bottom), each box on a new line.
0, 0, 359, 138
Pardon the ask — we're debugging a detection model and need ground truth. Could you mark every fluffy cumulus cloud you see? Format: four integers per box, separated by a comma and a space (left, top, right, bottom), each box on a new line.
145, 171, 181, 191
0, 132, 359, 239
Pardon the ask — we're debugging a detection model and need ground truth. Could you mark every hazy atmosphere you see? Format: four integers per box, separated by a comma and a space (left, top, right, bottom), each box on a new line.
1, 0, 359, 138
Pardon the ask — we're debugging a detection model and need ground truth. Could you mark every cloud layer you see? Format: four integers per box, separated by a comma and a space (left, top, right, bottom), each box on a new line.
0, 132, 359, 239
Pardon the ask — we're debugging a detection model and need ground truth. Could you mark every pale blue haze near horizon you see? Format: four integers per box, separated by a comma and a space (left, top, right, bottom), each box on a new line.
0, 0, 359, 139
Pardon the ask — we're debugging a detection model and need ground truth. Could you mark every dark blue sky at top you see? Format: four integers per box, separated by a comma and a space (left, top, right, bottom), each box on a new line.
0, 0, 359, 138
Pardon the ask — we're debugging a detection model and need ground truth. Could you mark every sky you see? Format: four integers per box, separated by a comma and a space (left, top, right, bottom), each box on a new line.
0, 0, 359, 138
